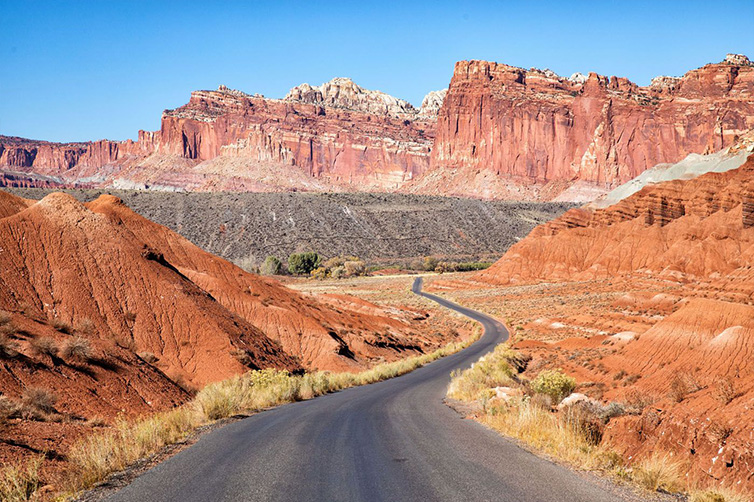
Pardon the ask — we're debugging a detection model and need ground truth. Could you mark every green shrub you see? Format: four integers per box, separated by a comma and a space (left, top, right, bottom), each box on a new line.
287, 252, 321, 275
455, 261, 493, 271
260, 256, 283, 276
422, 256, 438, 271
531, 369, 576, 403
310, 267, 329, 280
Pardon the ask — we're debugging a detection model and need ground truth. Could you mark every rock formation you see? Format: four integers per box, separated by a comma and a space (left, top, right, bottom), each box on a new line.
417, 55, 754, 199
1, 78, 443, 192
419, 89, 448, 117
477, 153, 754, 284
463, 142, 754, 491
2, 55, 752, 200
285, 77, 419, 117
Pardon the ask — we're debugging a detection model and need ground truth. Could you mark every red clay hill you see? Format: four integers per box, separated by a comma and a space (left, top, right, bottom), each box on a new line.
0, 191, 458, 392
3, 55, 752, 200
464, 144, 754, 490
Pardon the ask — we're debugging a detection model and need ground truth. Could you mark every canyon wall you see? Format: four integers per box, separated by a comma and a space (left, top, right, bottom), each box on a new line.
417, 54, 754, 199
2, 55, 752, 198
0, 79, 441, 191
158, 83, 435, 189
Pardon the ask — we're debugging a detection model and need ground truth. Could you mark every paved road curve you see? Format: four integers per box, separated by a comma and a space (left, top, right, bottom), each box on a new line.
108, 278, 624, 502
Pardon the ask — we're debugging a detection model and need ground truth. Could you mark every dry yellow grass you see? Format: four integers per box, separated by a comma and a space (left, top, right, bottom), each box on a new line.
447, 342, 753, 501
632, 452, 686, 493
0, 455, 42, 502
689, 488, 750, 502
447, 344, 516, 401
481, 398, 615, 470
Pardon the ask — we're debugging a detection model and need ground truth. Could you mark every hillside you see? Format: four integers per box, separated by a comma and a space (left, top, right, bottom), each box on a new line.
434, 150, 754, 491
3, 189, 573, 266
1, 190, 477, 487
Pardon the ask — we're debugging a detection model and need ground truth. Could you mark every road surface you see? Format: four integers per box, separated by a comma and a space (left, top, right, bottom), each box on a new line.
107, 277, 627, 502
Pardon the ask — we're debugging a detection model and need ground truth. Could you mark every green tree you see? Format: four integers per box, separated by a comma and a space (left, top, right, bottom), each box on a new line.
260, 256, 282, 276
287, 252, 321, 275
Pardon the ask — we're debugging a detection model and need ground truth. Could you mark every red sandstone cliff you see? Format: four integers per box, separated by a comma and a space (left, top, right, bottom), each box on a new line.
2, 55, 753, 198
157, 83, 435, 189
0, 80, 440, 191
412, 54, 754, 200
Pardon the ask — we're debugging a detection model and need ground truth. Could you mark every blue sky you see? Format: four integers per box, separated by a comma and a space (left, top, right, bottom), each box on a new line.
2, 0, 753, 142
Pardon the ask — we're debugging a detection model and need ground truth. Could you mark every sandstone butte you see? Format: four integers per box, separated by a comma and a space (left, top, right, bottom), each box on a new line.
471, 149, 754, 490
2, 55, 752, 200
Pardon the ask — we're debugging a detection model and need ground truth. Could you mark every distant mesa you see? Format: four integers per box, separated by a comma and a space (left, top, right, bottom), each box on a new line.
2, 54, 752, 202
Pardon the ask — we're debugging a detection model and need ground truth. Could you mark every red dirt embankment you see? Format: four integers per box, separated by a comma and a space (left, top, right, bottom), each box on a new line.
460, 156, 754, 491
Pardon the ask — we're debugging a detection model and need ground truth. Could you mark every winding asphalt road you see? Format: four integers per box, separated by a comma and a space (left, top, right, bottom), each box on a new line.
107, 277, 624, 502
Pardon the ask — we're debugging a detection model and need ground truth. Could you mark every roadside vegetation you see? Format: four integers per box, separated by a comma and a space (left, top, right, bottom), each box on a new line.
45, 326, 480, 499
447, 343, 749, 502
241, 252, 494, 277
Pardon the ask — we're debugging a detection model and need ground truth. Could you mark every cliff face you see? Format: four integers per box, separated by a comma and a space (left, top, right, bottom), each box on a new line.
157, 84, 436, 189
2, 55, 752, 198
0, 80, 442, 192
421, 54, 754, 199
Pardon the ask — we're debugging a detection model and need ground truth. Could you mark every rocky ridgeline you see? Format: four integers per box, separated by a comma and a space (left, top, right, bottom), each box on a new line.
419, 89, 447, 117
2, 54, 752, 201
285, 77, 441, 118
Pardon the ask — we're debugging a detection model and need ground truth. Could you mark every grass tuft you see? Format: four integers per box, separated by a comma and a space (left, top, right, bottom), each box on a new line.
62, 336, 93, 364
51, 319, 73, 334
30, 336, 59, 358
690, 488, 750, 502
447, 344, 517, 401
0, 455, 43, 502
633, 453, 685, 492
20, 387, 58, 420
0, 333, 20, 358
